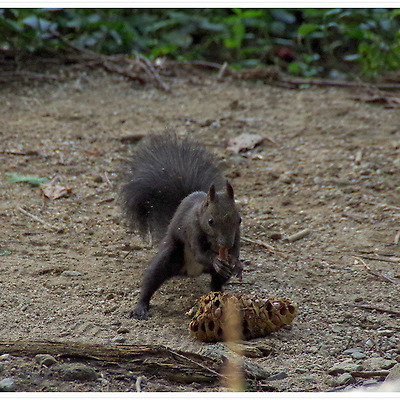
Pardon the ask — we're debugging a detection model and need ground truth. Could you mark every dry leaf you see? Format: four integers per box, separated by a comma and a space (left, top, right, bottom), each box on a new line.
227, 133, 264, 153
40, 183, 72, 200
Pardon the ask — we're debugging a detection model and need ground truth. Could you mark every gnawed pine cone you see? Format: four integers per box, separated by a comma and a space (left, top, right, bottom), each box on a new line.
188, 292, 298, 342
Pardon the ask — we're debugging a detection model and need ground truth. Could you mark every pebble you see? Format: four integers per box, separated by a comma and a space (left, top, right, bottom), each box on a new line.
331, 373, 355, 387
303, 374, 319, 383
242, 359, 270, 380
343, 347, 362, 355
365, 339, 374, 348
61, 270, 82, 277
0, 354, 10, 361
332, 326, 342, 333
266, 371, 288, 381
112, 335, 126, 343
34, 354, 57, 367
116, 327, 130, 334
363, 357, 396, 371
328, 360, 362, 375
268, 232, 282, 241
51, 363, 97, 381
0, 377, 16, 392
351, 351, 366, 360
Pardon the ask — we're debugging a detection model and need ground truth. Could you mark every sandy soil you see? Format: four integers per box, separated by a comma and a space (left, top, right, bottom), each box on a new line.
0, 64, 399, 392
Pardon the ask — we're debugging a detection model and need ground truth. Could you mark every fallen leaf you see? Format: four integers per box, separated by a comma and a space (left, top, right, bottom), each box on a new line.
6, 172, 48, 186
40, 183, 72, 200
227, 133, 265, 153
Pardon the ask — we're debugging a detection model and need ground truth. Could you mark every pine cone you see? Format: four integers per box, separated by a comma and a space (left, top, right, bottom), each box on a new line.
188, 292, 298, 342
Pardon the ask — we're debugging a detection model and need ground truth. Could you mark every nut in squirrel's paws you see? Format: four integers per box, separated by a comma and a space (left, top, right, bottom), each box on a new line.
188, 292, 298, 342
218, 247, 230, 262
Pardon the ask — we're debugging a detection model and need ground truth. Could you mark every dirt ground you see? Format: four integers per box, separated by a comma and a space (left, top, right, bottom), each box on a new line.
0, 62, 399, 392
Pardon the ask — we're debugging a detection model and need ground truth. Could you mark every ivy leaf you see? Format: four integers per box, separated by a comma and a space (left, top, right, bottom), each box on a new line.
298, 23, 320, 37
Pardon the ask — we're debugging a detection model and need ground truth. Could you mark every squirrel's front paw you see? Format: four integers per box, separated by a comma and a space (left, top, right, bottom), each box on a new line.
213, 257, 234, 280
130, 303, 150, 320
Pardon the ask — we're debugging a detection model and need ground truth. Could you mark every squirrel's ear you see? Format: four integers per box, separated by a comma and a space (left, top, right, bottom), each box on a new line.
208, 184, 216, 201
226, 181, 234, 199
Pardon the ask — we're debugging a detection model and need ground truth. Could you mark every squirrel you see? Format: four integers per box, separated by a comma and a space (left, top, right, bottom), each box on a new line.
121, 134, 243, 320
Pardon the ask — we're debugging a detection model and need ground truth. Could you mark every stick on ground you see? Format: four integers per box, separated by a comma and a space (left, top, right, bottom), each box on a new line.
17, 206, 64, 233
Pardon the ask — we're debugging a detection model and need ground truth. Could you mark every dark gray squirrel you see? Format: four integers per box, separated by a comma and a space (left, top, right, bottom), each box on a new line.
121, 134, 243, 320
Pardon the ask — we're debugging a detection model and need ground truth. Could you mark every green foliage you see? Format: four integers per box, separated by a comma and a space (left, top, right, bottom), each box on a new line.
0, 8, 399, 77
296, 8, 400, 77
5, 172, 48, 186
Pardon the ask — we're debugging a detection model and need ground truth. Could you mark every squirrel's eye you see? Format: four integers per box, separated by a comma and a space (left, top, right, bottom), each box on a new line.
208, 218, 214, 226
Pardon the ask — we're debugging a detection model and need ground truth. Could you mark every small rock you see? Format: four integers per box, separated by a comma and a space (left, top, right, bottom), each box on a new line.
34, 354, 57, 367
332, 373, 355, 387
266, 371, 288, 381
303, 374, 319, 383
116, 327, 130, 334
0, 354, 10, 361
268, 232, 282, 241
362, 378, 379, 387
0, 377, 16, 392
97, 377, 110, 385
295, 368, 307, 374
343, 347, 363, 355
242, 359, 270, 380
280, 172, 294, 184
104, 305, 118, 314
308, 346, 319, 354
112, 335, 126, 343
351, 351, 366, 360
363, 357, 396, 371
328, 361, 362, 375
61, 270, 82, 277
365, 339, 374, 348
229, 343, 263, 358
51, 363, 97, 381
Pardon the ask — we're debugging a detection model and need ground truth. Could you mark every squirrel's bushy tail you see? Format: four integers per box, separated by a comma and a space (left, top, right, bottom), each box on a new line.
121, 134, 224, 242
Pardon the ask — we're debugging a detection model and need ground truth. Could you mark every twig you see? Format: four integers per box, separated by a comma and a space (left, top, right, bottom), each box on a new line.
241, 236, 275, 252
351, 370, 390, 378
168, 349, 224, 381
164, 60, 224, 70
349, 303, 400, 317
353, 256, 400, 284
354, 255, 400, 264
217, 61, 229, 81
0, 71, 60, 81
136, 54, 170, 92
17, 206, 64, 233
286, 228, 311, 243
89, 60, 146, 84
279, 77, 400, 91
394, 232, 400, 246
0, 150, 39, 156
0, 340, 221, 383
135, 376, 143, 392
